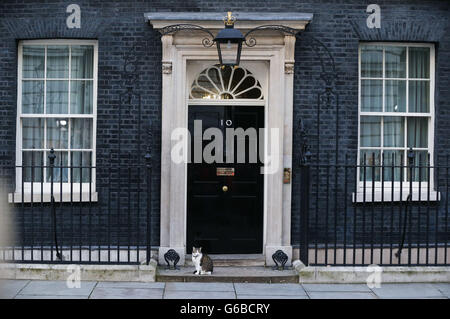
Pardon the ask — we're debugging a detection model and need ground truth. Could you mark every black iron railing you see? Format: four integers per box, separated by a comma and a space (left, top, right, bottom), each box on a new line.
0, 149, 154, 265
1, 149, 449, 266
297, 152, 450, 266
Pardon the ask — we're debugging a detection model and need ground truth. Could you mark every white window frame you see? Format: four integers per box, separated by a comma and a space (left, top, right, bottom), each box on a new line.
355, 42, 438, 202
11, 39, 98, 203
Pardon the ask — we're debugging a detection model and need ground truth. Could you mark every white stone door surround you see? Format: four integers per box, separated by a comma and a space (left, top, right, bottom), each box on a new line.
145, 12, 312, 266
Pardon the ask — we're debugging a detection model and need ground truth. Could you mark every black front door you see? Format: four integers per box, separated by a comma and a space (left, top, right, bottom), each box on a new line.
187, 105, 264, 254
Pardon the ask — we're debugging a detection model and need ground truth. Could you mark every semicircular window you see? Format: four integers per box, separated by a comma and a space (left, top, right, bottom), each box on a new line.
190, 64, 264, 100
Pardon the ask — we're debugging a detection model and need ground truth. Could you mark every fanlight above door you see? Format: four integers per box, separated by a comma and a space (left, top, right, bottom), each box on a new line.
190, 64, 264, 100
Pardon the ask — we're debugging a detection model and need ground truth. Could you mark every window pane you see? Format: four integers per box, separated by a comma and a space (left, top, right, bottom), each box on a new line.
46, 151, 68, 182
22, 151, 43, 183
383, 116, 404, 147
409, 47, 430, 79
383, 150, 403, 182
409, 81, 429, 113
385, 46, 406, 78
22, 46, 44, 78
71, 45, 94, 79
360, 116, 381, 147
71, 151, 92, 183
46, 80, 68, 114
22, 118, 44, 149
385, 80, 406, 112
196, 74, 220, 96
407, 117, 428, 148
361, 80, 382, 112
70, 80, 93, 114
71, 118, 92, 149
47, 46, 69, 78
360, 150, 381, 182
22, 80, 44, 114
47, 118, 68, 149
361, 46, 382, 77
218, 42, 239, 65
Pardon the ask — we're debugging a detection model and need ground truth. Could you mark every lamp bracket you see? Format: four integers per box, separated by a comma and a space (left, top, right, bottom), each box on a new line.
158, 23, 215, 47
157, 23, 302, 49
243, 25, 300, 47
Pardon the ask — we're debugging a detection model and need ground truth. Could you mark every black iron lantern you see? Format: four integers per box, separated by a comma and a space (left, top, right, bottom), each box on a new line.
214, 12, 245, 67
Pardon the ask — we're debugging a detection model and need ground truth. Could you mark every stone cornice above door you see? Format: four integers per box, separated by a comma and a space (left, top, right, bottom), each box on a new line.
145, 11, 313, 32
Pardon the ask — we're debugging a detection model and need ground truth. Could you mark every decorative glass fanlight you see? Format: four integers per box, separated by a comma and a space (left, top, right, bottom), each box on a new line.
190, 64, 263, 100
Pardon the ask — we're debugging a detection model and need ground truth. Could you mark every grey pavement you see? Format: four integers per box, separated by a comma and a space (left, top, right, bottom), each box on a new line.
0, 280, 448, 299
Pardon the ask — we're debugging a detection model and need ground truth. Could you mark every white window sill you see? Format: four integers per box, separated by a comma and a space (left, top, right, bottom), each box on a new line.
8, 192, 98, 204
352, 190, 440, 203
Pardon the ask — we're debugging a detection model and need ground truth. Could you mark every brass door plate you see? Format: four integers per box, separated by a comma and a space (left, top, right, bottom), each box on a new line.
217, 167, 235, 176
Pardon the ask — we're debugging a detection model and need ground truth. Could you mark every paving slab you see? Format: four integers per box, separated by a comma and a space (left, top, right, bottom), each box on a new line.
234, 283, 307, 296
0, 280, 30, 299
308, 292, 377, 299
165, 282, 234, 292
15, 294, 88, 299
371, 283, 445, 299
237, 294, 309, 299
18, 280, 96, 297
432, 283, 450, 298
96, 281, 165, 289
164, 290, 236, 299
90, 287, 164, 299
302, 284, 371, 292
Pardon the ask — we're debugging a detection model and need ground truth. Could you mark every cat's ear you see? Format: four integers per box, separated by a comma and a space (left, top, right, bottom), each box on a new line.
199, 247, 202, 252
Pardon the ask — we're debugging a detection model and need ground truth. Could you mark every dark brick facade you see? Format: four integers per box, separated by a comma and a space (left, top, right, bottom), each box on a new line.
0, 1, 449, 255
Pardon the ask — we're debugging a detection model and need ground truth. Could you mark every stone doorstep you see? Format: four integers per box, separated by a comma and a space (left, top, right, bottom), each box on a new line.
156, 266, 298, 283
0, 260, 157, 282
184, 254, 265, 267
293, 260, 450, 284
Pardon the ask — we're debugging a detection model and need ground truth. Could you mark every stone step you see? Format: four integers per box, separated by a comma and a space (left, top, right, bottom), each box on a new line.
184, 254, 266, 267
156, 266, 298, 283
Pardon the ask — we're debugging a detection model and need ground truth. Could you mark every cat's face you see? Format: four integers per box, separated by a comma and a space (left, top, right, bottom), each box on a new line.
192, 247, 202, 257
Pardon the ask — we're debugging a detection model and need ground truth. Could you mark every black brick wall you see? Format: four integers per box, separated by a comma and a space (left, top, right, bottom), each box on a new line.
0, 0, 449, 253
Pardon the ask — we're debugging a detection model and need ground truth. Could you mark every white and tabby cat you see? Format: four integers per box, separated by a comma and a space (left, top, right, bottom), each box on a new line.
192, 247, 213, 275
